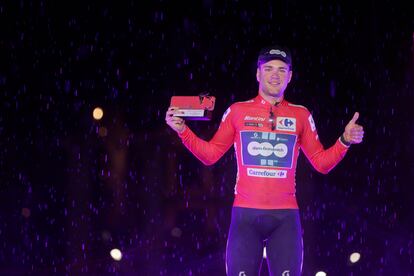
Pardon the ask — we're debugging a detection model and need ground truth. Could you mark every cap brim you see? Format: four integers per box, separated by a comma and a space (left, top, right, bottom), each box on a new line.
257, 56, 291, 66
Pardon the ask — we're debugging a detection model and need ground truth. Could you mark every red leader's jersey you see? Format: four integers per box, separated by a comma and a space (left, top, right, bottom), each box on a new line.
178, 94, 349, 209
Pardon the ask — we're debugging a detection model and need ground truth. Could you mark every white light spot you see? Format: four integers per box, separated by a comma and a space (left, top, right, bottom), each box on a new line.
315, 271, 327, 276
110, 248, 122, 261
350, 252, 361, 263
263, 247, 267, 258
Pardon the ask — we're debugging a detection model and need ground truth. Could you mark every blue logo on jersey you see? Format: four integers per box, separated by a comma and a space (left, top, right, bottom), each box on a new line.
276, 117, 296, 132
280, 118, 294, 127
240, 131, 297, 169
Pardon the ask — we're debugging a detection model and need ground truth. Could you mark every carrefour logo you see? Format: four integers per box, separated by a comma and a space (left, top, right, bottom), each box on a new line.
247, 168, 287, 178
247, 141, 288, 158
276, 117, 296, 132
280, 118, 294, 127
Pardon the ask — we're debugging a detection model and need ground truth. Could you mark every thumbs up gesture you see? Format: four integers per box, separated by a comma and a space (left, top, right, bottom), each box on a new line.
343, 112, 364, 144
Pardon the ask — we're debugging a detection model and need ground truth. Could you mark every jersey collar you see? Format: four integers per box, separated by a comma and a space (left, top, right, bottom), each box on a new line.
254, 94, 288, 107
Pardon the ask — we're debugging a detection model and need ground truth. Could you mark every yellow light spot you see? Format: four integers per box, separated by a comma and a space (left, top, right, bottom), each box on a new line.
93, 107, 104, 120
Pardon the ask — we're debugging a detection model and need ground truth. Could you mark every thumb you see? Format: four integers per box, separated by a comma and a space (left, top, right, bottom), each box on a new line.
349, 112, 359, 124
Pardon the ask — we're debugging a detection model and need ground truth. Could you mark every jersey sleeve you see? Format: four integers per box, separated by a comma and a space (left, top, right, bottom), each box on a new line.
300, 110, 350, 174
177, 106, 235, 165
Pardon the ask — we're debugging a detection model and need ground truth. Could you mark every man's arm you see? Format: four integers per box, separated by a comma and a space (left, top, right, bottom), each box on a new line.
165, 107, 235, 165
300, 111, 364, 174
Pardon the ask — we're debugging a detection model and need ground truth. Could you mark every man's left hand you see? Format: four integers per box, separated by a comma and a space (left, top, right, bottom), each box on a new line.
343, 112, 364, 144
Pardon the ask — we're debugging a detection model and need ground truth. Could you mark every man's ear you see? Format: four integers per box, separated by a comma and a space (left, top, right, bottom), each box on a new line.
256, 68, 260, 82
288, 70, 293, 83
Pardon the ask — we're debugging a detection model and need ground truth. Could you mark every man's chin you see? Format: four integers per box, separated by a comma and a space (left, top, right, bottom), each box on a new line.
269, 90, 282, 97
260, 88, 284, 98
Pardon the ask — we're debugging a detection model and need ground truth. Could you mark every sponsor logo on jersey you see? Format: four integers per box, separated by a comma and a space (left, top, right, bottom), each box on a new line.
244, 122, 263, 127
276, 117, 296, 132
222, 107, 231, 122
247, 168, 287, 178
308, 114, 316, 132
247, 142, 288, 158
244, 116, 266, 121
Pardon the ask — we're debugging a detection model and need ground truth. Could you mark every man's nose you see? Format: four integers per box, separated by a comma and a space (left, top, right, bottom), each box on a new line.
271, 72, 280, 79
271, 70, 280, 77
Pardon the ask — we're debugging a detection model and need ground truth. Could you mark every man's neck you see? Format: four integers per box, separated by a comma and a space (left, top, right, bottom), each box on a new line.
258, 91, 284, 105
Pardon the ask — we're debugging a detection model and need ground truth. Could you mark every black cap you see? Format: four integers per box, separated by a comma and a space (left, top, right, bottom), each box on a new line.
257, 45, 292, 68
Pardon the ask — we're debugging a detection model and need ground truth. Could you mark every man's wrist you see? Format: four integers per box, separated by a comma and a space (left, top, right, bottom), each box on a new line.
340, 134, 351, 146
177, 125, 187, 135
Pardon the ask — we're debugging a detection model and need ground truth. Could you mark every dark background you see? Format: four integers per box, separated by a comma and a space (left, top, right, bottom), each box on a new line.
1, 0, 413, 275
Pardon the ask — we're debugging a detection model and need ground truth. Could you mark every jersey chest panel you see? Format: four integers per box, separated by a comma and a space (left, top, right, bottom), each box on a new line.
234, 107, 301, 170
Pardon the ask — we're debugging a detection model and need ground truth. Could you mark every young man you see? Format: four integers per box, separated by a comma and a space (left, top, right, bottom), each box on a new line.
165, 45, 364, 276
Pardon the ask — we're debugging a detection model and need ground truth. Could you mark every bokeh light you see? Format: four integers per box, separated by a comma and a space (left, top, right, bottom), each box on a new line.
93, 107, 104, 120
171, 227, 182, 238
98, 126, 108, 137
110, 248, 122, 261
21, 208, 31, 218
350, 252, 361, 263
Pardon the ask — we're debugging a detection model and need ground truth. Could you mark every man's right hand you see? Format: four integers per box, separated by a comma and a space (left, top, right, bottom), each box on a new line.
165, 107, 186, 134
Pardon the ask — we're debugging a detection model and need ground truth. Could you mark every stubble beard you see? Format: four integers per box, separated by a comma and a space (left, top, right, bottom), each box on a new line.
263, 85, 284, 99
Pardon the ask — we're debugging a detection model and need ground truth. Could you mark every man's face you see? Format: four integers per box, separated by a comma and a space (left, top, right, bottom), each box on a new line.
256, 59, 292, 99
